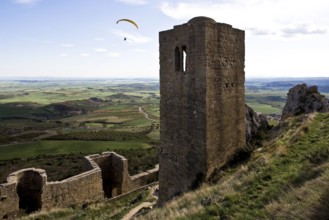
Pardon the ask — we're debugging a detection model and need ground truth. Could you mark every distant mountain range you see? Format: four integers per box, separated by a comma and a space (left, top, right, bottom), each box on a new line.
1, 76, 328, 93
246, 77, 329, 93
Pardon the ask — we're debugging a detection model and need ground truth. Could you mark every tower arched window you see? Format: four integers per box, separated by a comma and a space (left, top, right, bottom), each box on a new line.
175, 47, 180, 71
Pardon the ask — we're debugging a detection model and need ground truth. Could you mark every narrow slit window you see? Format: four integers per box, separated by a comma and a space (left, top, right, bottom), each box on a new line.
175, 47, 180, 71
182, 46, 187, 72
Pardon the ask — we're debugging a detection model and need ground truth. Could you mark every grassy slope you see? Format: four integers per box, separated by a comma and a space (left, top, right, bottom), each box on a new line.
139, 112, 329, 219
18, 186, 156, 220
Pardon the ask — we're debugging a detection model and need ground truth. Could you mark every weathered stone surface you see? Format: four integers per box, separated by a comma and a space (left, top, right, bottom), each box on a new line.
0, 183, 19, 219
159, 16, 245, 204
245, 104, 270, 145
281, 83, 329, 120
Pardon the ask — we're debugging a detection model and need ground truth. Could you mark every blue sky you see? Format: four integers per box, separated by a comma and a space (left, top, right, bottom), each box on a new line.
0, 0, 329, 79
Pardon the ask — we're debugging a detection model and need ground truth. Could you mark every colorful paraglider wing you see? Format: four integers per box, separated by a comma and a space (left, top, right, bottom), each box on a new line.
116, 19, 138, 29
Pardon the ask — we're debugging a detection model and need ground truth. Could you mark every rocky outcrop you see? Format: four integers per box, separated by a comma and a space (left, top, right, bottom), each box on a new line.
245, 104, 270, 145
281, 84, 329, 120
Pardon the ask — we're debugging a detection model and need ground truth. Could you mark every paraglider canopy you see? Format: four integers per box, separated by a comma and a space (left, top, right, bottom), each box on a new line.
116, 19, 138, 29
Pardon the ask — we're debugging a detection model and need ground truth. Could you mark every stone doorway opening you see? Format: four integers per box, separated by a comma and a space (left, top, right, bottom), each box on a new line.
16, 170, 43, 214
99, 159, 121, 198
102, 170, 114, 198
93, 153, 123, 198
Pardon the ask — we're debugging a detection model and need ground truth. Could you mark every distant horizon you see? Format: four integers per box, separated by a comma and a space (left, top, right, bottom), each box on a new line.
1, 75, 329, 81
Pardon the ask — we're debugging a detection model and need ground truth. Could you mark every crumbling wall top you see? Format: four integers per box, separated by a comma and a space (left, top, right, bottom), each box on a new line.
6, 168, 47, 184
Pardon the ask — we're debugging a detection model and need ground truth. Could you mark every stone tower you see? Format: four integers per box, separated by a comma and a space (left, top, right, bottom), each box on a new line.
159, 16, 245, 204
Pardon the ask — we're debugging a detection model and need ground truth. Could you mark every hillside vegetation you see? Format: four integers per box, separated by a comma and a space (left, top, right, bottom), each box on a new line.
0, 80, 160, 184
2, 79, 328, 219
139, 112, 329, 219
21, 112, 329, 220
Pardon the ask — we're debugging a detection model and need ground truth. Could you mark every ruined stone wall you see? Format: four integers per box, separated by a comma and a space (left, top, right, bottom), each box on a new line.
131, 165, 159, 187
0, 183, 19, 219
42, 167, 103, 209
91, 152, 159, 197
159, 16, 245, 204
0, 152, 158, 218
0, 168, 47, 219
41, 156, 103, 209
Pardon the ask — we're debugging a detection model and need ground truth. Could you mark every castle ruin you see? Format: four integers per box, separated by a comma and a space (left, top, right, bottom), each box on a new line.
0, 152, 158, 218
159, 16, 245, 204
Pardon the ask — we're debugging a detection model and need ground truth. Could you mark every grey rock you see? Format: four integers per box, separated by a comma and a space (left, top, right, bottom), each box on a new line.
245, 104, 270, 145
281, 84, 329, 120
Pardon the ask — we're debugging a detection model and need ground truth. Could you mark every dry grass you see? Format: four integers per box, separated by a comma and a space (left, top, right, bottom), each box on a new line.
266, 164, 329, 219
18, 208, 75, 220
138, 164, 257, 219
274, 145, 288, 157
18, 186, 155, 220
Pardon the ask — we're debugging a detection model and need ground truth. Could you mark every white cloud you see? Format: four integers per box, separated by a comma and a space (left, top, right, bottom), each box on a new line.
160, 0, 329, 38
60, 43, 75, 48
108, 52, 120, 58
93, 48, 108, 52
79, 53, 90, 57
115, 0, 147, 5
279, 22, 327, 37
133, 49, 147, 53
58, 54, 68, 57
246, 22, 328, 38
113, 30, 152, 44
14, 0, 40, 5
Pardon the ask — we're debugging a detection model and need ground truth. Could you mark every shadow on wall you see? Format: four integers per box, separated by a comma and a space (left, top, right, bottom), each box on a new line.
17, 170, 43, 214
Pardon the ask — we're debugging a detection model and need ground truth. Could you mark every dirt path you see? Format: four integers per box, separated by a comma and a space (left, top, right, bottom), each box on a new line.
33, 130, 57, 140
138, 106, 156, 122
121, 184, 158, 220
121, 202, 154, 220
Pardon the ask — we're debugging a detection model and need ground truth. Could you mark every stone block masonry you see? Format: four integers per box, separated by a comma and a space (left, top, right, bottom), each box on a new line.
0, 152, 158, 219
159, 16, 245, 204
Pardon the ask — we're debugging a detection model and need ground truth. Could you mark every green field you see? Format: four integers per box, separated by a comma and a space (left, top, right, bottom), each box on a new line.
1, 78, 317, 185
245, 93, 286, 114
246, 102, 282, 114
0, 78, 289, 164
0, 79, 162, 187
0, 140, 152, 161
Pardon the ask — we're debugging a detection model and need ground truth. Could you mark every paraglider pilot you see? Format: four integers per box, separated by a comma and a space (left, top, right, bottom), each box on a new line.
116, 19, 138, 42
